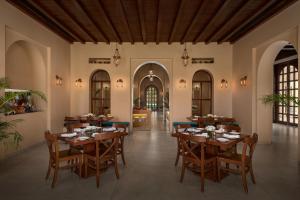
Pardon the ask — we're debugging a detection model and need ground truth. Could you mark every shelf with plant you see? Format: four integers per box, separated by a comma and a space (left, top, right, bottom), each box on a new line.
0, 78, 46, 145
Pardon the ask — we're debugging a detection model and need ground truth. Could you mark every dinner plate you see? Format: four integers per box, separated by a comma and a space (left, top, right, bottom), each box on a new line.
61, 133, 77, 138
77, 136, 90, 141
223, 134, 240, 139
216, 138, 230, 142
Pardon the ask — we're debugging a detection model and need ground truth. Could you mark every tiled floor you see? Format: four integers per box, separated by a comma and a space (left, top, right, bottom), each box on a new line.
0, 120, 299, 200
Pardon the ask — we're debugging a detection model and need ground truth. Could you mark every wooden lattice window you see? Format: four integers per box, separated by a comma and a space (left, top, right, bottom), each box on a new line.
145, 85, 158, 111
192, 70, 213, 116
274, 61, 298, 125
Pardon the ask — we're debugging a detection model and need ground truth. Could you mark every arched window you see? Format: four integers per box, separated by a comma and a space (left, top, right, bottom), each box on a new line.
274, 63, 298, 125
90, 70, 110, 115
145, 85, 158, 111
192, 70, 213, 116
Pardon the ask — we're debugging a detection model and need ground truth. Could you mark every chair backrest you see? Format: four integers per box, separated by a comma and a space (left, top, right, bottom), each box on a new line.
179, 133, 206, 164
67, 123, 87, 132
241, 133, 258, 162
44, 131, 59, 161
65, 116, 80, 121
95, 132, 120, 159
221, 125, 241, 132
175, 124, 191, 133
221, 117, 236, 123
113, 123, 128, 133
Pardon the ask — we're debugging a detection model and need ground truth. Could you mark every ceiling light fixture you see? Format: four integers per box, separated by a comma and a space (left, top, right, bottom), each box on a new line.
181, 43, 190, 67
113, 43, 121, 66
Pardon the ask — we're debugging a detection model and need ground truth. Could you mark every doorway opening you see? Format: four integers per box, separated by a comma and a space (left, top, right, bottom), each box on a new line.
132, 63, 169, 132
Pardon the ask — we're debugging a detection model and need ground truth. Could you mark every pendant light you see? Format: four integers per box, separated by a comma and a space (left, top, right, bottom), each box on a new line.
181, 43, 189, 67
113, 43, 121, 66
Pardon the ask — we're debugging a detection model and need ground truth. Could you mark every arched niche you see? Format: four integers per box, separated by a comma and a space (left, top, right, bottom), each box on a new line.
5, 40, 46, 110
90, 69, 111, 115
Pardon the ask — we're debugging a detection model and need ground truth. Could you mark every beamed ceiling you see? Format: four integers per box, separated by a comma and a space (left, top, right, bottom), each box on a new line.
7, 0, 299, 44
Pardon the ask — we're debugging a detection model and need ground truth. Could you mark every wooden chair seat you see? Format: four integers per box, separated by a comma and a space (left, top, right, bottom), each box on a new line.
217, 133, 258, 193
85, 132, 121, 188
45, 131, 83, 188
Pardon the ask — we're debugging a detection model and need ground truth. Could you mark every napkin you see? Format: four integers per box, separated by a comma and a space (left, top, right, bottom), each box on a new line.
61, 132, 77, 138
103, 127, 117, 132
223, 134, 240, 139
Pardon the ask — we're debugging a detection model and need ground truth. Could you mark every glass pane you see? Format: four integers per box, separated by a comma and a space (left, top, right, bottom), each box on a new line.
278, 114, 282, 121
289, 116, 294, 123
283, 115, 287, 122
284, 66, 287, 73
290, 73, 294, 80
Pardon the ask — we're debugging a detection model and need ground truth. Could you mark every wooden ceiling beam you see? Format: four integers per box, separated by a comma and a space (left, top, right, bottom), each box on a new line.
180, 0, 204, 43
156, 0, 161, 44
14, 0, 76, 43
75, 0, 109, 44
137, 0, 147, 44
217, 0, 277, 43
229, 0, 298, 43
168, 0, 187, 44
30, 0, 84, 42
204, 0, 250, 44
53, 0, 97, 43
193, 0, 231, 43
119, 0, 134, 44
96, 0, 121, 43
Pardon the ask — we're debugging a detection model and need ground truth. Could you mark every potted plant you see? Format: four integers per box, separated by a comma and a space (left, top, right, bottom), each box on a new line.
0, 78, 47, 145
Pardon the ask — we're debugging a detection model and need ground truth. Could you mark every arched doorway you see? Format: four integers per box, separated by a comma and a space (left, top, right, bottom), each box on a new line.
132, 63, 169, 131
256, 41, 298, 144
90, 70, 111, 115
192, 70, 213, 116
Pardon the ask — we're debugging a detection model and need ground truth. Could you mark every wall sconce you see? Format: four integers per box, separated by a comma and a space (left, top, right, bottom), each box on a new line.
116, 78, 124, 88
55, 75, 63, 86
240, 76, 247, 87
113, 43, 121, 66
75, 78, 83, 87
181, 43, 189, 67
220, 79, 228, 88
179, 79, 187, 88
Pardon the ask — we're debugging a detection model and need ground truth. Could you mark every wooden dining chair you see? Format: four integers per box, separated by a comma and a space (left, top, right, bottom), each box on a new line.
44, 131, 83, 188
174, 124, 192, 166
179, 133, 217, 192
217, 133, 258, 193
221, 125, 241, 132
113, 123, 129, 166
85, 132, 120, 188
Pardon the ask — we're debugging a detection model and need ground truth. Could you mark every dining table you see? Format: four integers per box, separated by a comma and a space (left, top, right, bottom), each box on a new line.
58, 127, 127, 177
172, 127, 248, 180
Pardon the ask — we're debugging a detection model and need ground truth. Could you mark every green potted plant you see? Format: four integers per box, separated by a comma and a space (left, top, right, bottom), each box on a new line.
0, 78, 47, 145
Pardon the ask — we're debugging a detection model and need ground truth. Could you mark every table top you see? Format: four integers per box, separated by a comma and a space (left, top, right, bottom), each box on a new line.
172, 131, 248, 150
58, 131, 127, 146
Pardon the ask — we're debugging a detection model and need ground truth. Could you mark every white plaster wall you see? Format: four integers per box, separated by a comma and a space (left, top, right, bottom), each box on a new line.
0, 1, 70, 159
232, 1, 300, 143
70, 43, 233, 127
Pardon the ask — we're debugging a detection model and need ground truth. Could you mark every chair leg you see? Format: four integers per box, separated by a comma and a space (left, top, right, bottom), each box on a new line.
96, 160, 100, 188
200, 164, 204, 192
213, 160, 217, 182
120, 138, 126, 166
175, 149, 180, 166
249, 163, 256, 184
114, 156, 120, 179
45, 160, 52, 180
241, 168, 248, 193
180, 159, 185, 182
84, 157, 88, 178
217, 159, 222, 182
51, 165, 59, 188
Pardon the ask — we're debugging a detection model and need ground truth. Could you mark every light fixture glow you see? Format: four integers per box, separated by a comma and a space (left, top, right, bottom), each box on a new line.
220, 79, 228, 88
75, 78, 83, 87
240, 76, 247, 87
179, 79, 187, 88
116, 78, 124, 88
55, 75, 63, 86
